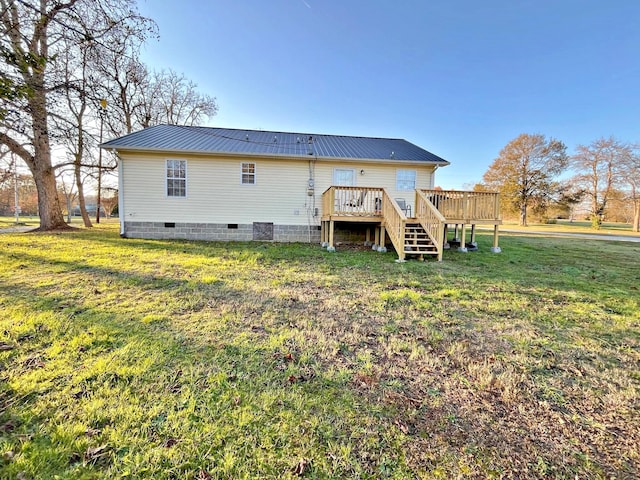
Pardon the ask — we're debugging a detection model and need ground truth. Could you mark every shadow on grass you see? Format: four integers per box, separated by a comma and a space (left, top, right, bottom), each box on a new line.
0, 243, 413, 478
1, 228, 639, 478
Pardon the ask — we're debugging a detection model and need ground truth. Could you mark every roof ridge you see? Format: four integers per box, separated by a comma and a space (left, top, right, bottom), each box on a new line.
172, 124, 407, 142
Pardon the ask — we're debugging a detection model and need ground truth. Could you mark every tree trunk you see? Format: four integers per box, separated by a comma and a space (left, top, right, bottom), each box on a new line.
74, 157, 93, 228
32, 161, 68, 230
633, 200, 640, 233
22, 27, 68, 231
519, 202, 527, 226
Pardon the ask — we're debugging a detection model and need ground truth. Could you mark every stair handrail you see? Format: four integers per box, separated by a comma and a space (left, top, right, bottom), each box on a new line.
415, 190, 446, 261
381, 189, 407, 260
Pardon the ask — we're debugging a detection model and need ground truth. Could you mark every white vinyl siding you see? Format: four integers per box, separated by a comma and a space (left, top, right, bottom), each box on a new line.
120, 153, 437, 223
241, 162, 256, 185
166, 159, 187, 197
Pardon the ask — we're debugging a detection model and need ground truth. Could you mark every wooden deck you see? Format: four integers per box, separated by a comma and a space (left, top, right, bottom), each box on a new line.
321, 187, 502, 261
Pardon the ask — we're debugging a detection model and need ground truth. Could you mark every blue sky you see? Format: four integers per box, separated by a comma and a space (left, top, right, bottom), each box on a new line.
137, 0, 640, 189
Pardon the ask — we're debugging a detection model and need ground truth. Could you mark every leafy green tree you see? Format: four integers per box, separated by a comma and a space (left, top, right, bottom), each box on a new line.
482, 133, 568, 226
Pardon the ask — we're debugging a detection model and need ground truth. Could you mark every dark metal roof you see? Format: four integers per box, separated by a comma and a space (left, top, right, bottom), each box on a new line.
101, 124, 449, 164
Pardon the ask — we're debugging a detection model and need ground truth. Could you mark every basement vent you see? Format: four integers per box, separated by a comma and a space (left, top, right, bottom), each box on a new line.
227, 224, 238, 229
253, 222, 274, 241
164, 222, 176, 228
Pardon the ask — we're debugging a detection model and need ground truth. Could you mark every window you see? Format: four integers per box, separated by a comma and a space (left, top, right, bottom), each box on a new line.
166, 159, 186, 197
396, 169, 416, 191
242, 162, 256, 184
333, 168, 355, 186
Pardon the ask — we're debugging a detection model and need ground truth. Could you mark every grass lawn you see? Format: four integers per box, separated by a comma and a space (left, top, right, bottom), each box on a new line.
1, 223, 639, 479
0, 217, 40, 229
500, 219, 640, 237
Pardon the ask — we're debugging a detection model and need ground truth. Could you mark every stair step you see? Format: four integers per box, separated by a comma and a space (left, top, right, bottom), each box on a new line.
404, 250, 438, 255
400, 221, 440, 256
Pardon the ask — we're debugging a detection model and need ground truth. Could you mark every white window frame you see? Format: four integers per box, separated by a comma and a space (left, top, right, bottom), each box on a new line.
396, 169, 416, 191
333, 168, 355, 186
241, 162, 256, 185
166, 159, 187, 197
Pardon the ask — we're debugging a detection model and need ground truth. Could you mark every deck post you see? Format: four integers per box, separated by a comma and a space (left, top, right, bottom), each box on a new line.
365, 227, 372, 246
490, 224, 501, 253
378, 226, 387, 253
373, 226, 380, 250
458, 223, 468, 253
320, 221, 327, 247
470, 224, 477, 247
453, 224, 460, 242
327, 220, 336, 252
443, 224, 450, 249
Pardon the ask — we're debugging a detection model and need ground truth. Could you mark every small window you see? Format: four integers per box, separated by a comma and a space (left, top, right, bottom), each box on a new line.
167, 159, 186, 197
242, 162, 256, 185
396, 169, 416, 191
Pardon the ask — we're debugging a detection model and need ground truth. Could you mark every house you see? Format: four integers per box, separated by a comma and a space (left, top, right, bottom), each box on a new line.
101, 124, 501, 261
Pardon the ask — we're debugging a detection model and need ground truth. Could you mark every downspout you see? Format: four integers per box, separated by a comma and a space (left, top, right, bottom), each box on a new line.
115, 149, 125, 237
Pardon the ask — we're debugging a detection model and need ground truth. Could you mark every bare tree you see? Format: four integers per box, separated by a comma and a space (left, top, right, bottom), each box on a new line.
53, 30, 96, 227
137, 70, 218, 128
483, 133, 568, 226
621, 146, 640, 232
94, 48, 216, 137
88, 13, 157, 137
570, 137, 630, 229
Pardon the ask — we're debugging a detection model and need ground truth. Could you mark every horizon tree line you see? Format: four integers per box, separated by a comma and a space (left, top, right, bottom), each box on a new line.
478, 134, 640, 231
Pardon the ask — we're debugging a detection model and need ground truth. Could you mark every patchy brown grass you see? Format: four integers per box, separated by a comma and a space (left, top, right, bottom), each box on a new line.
0, 225, 638, 478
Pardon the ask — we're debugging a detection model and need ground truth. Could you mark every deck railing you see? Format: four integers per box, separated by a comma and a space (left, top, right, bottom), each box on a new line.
415, 190, 446, 261
321, 187, 500, 260
322, 186, 384, 216
420, 190, 501, 223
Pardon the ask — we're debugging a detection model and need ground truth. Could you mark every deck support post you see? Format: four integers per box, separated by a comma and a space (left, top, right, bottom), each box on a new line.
327, 220, 336, 252
490, 224, 501, 253
364, 227, 372, 246
470, 224, 477, 248
458, 223, 468, 253
373, 225, 380, 250
453, 224, 460, 242
378, 226, 387, 253
320, 221, 328, 247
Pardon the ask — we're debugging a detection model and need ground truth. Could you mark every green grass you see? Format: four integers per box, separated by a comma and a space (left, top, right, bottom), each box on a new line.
1, 224, 639, 479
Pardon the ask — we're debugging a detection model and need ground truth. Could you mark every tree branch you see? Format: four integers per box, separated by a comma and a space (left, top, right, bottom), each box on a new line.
0, 131, 34, 167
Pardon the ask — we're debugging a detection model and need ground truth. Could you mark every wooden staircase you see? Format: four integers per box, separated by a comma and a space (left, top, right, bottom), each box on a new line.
401, 221, 439, 259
